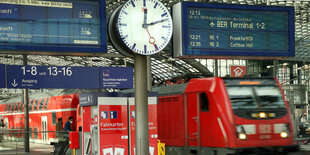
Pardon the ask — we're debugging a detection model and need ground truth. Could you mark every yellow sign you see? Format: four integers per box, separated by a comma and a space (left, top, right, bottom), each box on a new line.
158, 140, 165, 155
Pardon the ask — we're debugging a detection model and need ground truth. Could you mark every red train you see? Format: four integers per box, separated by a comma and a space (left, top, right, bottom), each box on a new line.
0, 77, 299, 154
157, 77, 298, 154
0, 90, 81, 144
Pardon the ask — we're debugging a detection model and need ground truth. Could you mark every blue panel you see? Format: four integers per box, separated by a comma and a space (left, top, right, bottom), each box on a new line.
0, 4, 19, 19
79, 92, 127, 107
100, 67, 134, 89
175, 2, 294, 57
0, 0, 106, 54
0, 64, 5, 88
6, 65, 100, 89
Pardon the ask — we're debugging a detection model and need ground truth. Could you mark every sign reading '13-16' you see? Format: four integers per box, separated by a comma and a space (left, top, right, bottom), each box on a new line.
6, 65, 99, 89
4, 65, 133, 89
0, 0, 106, 54
173, 2, 294, 58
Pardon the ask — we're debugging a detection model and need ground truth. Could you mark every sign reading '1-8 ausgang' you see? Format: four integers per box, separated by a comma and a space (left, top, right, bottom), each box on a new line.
173, 2, 294, 58
0, 0, 106, 54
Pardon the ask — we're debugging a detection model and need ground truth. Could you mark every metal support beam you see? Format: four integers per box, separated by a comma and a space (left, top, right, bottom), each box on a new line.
23, 54, 29, 152
214, 59, 219, 77
273, 60, 278, 78
134, 54, 149, 155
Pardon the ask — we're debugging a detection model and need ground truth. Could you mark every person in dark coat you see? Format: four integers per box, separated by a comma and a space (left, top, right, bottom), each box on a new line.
56, 117, 64, 138
64, 116, 73, 132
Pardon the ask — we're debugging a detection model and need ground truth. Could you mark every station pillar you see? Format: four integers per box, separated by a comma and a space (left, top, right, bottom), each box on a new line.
134, 54, 149, 155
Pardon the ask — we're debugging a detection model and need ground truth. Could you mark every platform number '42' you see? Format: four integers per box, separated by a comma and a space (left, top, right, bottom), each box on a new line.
117, 0, 173, 55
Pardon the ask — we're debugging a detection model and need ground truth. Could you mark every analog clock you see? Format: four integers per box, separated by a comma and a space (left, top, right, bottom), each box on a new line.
109, 0, 173, 56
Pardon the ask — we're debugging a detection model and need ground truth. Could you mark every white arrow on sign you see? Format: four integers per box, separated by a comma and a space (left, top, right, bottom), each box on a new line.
11, 79, 18, 87
210, 21, 215, 27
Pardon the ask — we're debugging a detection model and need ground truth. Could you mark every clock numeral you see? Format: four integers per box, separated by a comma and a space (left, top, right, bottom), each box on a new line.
161, 12, 167, 17
122, 35, 128, 40
154, 2, 158, 8
132, 43, 136, 50
161, 36, 168, 41
121, 10, 128, 15
162, 25, 170, 28
119, 23, 127, 26
131, 1, 136, 7
154, 44, 158, 51
144, 45, 147, 54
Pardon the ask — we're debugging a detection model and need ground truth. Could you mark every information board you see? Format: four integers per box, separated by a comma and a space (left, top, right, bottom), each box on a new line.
100, 67, 133, 89
0, 0, 106, 54
173, 2, 294, 58
1, 64, 133, 89
6, 65, 99, 89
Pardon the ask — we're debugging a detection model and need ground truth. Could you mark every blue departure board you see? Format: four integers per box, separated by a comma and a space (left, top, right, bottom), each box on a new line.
0, 0, 106, 54
173, 2, 294, 58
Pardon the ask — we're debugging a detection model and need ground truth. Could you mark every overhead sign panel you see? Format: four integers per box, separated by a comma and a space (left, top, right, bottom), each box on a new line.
173, 2, 294, 58
2, 64, 133, 89
100, 67, 133, 89
0, 0, 106, 54
6, 65, 99, 89
0, 64, 5, 88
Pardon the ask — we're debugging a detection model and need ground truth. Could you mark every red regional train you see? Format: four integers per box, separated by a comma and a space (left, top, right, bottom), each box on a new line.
157, 77, 298, 154
0, 89, 81, 144
0, 77, 299, 154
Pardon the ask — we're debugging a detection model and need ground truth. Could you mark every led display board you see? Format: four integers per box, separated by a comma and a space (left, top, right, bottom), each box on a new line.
173, 2, 294, 59
0, 0, 106, 55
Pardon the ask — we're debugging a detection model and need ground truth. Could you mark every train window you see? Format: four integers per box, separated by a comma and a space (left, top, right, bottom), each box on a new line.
39, 98, 45, 111
44, 98, 49, 110
226, 86, 286, 109
29, 100, 34, 111
34, 127, 38, 139
33, 100, 39, 111
52, 112, 57, 125
200, 93, 209, 112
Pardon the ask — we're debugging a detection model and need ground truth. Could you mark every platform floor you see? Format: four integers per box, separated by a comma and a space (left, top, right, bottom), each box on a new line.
0, 141, 54, 155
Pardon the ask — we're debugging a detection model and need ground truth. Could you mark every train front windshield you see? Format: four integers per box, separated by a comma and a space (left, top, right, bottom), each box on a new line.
227, 86, 286, 109
226, 85, 287, 119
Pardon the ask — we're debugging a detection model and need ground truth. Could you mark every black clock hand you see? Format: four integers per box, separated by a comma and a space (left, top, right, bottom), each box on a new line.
142, 8, 148, 28
147, 18, 169, 26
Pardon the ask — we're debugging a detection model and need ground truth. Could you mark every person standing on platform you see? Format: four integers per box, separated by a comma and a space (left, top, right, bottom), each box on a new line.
0, 119, 5, 142
56, 117, 64, 139
64, 116, 73, 132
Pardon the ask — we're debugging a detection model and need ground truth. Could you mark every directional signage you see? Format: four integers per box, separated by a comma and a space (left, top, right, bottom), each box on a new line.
6, 65, 99, 89
0, 64, 5, 88
1, 64, 133, 89
173, 2, 294, 58
100, 67, 133, 89
0, 0, 106, 54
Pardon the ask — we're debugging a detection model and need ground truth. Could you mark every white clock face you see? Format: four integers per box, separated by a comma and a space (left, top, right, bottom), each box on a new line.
117, 0, 173, 55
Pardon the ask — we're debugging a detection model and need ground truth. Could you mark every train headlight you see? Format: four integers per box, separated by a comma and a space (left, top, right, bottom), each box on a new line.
274, 123, 290, 138
259, 112, 267, 118
280, 132, 288, 138
236, 125, 247, 140
238, 133, 247, 140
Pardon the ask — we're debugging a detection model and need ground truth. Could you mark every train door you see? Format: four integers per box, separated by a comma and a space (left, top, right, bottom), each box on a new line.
41, 116, 47, 141
186, 92, 200, 147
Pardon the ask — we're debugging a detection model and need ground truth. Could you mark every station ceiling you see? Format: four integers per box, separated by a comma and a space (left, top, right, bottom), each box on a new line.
0, 0, 309, 100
